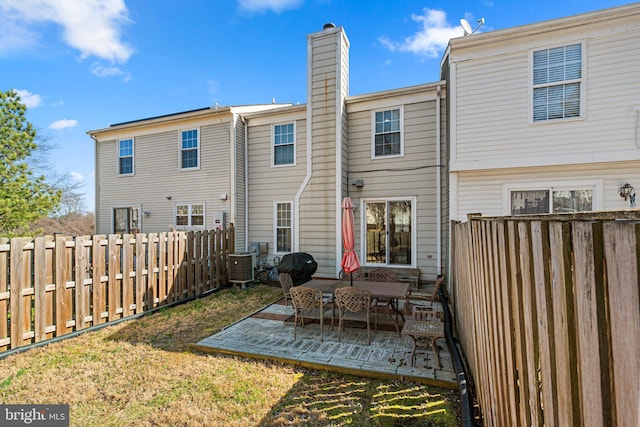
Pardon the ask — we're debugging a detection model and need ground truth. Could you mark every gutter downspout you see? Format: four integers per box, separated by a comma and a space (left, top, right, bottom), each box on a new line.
89, 133, 99, 234
294, 39, 315, 252
436, 85, 442, 274
440, 286, 476, 426
241, 115, 249, 252
335, 34, 344, 279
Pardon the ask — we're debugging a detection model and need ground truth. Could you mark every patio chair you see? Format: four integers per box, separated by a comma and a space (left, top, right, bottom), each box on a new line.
338, 267, 366, 281
368, 268, 398, 331
404, 276, 445, 315
279, 272, 294, 307
289, 286, 333, 342
402, 305, 445, 368
335, 286, 372, 345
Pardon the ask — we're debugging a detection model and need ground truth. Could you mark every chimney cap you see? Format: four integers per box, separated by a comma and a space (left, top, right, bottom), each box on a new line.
323, 22, 336, 30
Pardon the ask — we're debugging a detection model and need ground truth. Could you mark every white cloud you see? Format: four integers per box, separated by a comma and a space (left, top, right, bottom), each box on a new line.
14, 89, 43, 108
238, 0, 303, 13
0, 17, 40, 53
69, 171, 84, 181
0, 0, 133, 62
49, 119, 78, 130
90, 170, 95, 178
91, 62, 131, 81
379, 9, 464, 58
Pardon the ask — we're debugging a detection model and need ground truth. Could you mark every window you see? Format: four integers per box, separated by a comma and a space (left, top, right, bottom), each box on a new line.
113, 207, 140, 234
533, 43, 582, 122
273, 123, 295, 166
364, 198, 414, 266
275, 202, 292, 253
510, 189, 592, 215
175, 203, 205, 228
118, 139, 134, 175
373, 108, 403, 157
180, 129, 199, 169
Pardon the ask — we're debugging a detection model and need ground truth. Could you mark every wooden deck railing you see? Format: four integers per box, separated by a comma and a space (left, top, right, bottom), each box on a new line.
451, 211, 639, 427
0, 227, 234, 353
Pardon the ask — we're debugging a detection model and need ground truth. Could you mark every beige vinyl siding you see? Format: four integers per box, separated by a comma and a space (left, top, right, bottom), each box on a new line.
95, 120, 233, 234
295, 27, 345, 278
452, 17, 640, 170
347, 99, 445, 280
246, 118, 307, 254
454, 162, 640, 220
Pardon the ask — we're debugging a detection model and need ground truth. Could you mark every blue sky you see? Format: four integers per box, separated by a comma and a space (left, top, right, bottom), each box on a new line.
0, 0, 633, 212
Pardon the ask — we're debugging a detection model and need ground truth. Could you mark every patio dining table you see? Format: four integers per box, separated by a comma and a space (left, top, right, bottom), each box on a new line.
303, 279, 410, 333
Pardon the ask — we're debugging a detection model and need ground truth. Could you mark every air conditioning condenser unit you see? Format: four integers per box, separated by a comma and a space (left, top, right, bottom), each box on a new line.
229, 253, 255, 288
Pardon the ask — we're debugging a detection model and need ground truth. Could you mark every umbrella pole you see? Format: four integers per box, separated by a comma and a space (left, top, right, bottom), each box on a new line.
350, 272, 353, 286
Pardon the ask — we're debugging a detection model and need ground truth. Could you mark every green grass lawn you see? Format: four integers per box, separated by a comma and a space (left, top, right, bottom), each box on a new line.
0, 285, 460, 426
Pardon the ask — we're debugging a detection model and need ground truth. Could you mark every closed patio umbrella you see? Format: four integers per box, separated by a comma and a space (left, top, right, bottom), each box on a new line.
341, 197, 360, 285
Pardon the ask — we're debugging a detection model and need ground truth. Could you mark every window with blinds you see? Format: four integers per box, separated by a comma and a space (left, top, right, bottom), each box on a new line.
532, 43, 582, 122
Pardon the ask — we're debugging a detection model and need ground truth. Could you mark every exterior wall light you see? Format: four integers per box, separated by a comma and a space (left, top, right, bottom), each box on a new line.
619, 183, 635, 200
619, 183, 636, 207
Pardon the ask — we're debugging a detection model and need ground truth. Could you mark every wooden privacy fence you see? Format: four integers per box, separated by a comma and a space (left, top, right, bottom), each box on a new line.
0, 227, 234, 353
451, 212, 640, 427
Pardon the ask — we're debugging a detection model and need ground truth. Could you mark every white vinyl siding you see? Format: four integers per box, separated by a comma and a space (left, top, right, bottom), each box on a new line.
451, 163, 640, 220
532, 43, 582, 122
452, 25, 640, 170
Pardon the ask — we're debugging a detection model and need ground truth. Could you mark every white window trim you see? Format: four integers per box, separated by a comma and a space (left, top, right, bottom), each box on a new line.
371, 106, 404, 159
173, 202, 206, 230
117, 137, 135, 176
111, 205, 142, 234
179, 127, 201, 171
359, 196, 417, 268
501, 179, 603, 215
273, 200, 294, 254
528, 41, 586, 125
271, 122, 296, 167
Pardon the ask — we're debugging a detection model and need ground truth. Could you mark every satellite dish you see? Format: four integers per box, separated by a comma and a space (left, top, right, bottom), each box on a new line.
460, 19, 473, 35
460, 17, 485, 36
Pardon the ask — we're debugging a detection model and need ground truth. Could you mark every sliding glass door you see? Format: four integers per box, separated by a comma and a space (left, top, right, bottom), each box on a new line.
364, 199, 413, 266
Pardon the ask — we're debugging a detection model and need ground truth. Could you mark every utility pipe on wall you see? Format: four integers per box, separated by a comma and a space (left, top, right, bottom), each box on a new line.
436, 84, 442, 274
242, 115, 249, 252
294, 39, 316, 252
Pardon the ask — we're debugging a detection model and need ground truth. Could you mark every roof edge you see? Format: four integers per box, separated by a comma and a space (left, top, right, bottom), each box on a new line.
449, 3, 640, 50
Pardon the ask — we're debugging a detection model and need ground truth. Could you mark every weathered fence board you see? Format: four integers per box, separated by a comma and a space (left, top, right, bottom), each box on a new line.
452, 212, 640, 427
0, 228, 233, 353
603, 222, 640, 426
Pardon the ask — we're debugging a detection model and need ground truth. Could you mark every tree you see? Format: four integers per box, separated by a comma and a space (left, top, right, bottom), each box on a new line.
0, 89, 61, 235
29, 133, 87, 217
